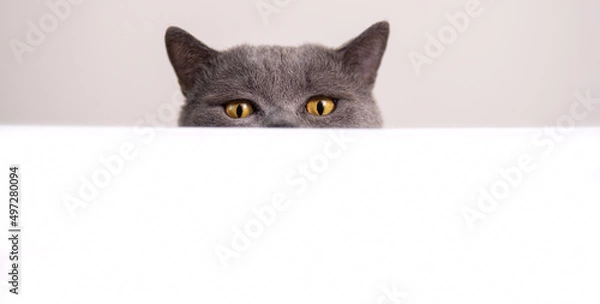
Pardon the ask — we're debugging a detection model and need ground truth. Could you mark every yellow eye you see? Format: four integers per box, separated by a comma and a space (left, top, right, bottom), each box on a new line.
306, 97, 336, 116
225, 101, 254, 119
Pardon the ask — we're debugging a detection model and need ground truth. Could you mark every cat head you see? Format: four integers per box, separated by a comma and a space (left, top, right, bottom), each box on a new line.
165, 21, 389, 128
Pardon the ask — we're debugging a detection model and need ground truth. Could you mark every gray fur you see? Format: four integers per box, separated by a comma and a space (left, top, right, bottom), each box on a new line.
165, 21, 389, 128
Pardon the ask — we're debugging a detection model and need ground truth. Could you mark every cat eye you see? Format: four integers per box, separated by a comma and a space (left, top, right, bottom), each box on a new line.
306, 97, 336, 116
225, 101, 254, 119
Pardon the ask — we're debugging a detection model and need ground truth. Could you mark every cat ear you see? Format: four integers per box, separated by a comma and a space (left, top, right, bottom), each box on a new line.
337, 21, 390, 85
165, 27, 218, 92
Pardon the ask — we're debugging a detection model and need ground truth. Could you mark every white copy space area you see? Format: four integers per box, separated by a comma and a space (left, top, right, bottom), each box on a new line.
0, 127, 599, 303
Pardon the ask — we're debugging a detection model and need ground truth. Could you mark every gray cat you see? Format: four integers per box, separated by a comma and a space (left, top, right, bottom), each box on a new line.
165, 21, 389, 128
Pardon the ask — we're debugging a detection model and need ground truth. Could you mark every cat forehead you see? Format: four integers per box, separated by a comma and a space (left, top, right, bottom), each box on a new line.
195, 44, 353, 102
219, 44, 339, 70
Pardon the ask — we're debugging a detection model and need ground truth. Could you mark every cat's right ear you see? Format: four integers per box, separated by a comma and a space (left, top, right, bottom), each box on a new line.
337, 21, 390, 86
165, 27, 218, 93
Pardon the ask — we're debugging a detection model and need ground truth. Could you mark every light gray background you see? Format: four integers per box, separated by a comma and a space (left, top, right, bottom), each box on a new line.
1, 0, 599, 127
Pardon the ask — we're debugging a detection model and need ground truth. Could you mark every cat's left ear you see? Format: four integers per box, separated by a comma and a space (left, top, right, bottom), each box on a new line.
337, 21, 390, 85
165, 27, 218, 93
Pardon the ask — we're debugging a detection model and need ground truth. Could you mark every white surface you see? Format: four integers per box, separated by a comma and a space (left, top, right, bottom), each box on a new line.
0, 126, 599, 303
1, 0, 600, 127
